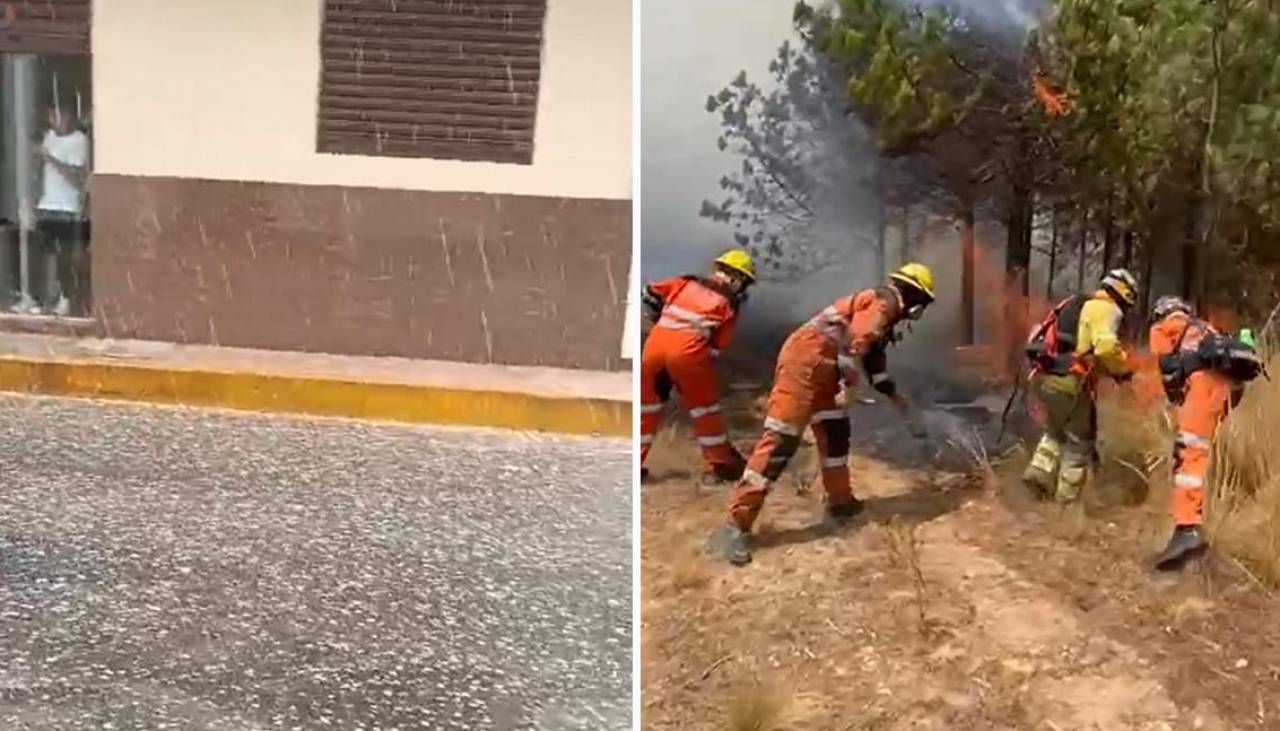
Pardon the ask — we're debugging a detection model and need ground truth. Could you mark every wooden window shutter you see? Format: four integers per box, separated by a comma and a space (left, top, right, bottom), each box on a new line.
318, 0, 547, 165
0, 0, 91, 55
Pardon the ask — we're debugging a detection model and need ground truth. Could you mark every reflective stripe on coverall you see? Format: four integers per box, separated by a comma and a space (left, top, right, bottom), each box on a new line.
727, 287, 900, 531
1023, 291, 1130, 502
640, 276, 740, 471
1149, 313, 1233, 527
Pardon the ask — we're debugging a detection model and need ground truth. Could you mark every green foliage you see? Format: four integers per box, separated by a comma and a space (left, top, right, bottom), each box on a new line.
796, 0, 977, 156
1048, 0, 1280, 236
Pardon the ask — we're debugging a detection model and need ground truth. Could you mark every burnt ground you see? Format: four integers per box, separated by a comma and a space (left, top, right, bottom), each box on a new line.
641, 382, 1280, 730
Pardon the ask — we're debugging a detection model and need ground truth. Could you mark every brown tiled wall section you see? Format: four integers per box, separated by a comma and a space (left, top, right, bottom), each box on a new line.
90, 175, 631, 371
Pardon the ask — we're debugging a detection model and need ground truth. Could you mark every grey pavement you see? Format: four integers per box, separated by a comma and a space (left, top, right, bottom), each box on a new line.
0, 395, 632, 730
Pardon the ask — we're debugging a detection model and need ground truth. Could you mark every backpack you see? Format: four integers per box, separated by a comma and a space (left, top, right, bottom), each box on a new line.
1157, 319, 1263, 398
1025, 295, 1087, 376
1198, 332, 1264, 382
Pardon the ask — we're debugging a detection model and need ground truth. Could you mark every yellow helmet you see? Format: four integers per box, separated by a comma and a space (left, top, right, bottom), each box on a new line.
714, 248, 756, 283
890, 262, 935, 299
1100, 268, 1138, 308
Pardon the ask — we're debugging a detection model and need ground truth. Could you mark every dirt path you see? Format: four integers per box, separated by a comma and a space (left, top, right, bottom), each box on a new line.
641, 436, 1279, 730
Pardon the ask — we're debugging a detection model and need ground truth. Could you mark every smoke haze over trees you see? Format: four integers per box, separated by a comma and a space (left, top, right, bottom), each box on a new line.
698, 0, 1280, 344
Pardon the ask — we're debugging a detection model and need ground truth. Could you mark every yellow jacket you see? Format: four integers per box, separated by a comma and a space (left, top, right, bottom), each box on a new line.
1076, 290, 1129, 376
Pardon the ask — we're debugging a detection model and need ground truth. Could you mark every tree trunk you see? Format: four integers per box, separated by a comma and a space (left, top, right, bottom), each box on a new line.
960, 205, 976, 345
1021, 197, 1034, 297
1122, 230, 1134, 270
1046, 208, 1059, 300
1197, 230, 1213, 311
1181, 189, 1198, 300
1005, 185, 1033, 291
1101, 198, 1115, 271
1192, 17, 1223, 310
1077, 214, 1087, 293
1140, 234, 1155, 336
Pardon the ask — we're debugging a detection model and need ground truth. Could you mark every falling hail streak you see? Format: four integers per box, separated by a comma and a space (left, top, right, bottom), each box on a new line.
476, 226, 495, 293
505, 61, 517, 107
480, 310, 494, 363
245, 230, 258, 260
438, 219, 456, 286
221, 264, 233, 300
603, 256, 618, 304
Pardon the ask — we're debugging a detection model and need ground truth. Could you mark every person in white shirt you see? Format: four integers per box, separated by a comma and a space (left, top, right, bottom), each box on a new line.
35, 102, 90, 317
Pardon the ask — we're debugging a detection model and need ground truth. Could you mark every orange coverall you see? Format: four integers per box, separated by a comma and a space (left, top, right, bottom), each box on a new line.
640, 276, 742, 474
727, 286, 902, 531
1149, 313, 1233, 527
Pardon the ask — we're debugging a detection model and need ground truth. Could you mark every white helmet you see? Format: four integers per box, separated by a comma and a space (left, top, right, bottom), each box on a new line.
1152, 295, 1192, 321
1100, 268, 1138, 309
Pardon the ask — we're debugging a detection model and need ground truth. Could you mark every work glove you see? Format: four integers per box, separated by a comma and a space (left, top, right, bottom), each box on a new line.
837, 355, 857, 385
641, 288, 663, 324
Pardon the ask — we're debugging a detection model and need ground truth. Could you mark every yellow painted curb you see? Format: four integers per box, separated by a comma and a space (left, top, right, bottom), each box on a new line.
0, 357, 631, 438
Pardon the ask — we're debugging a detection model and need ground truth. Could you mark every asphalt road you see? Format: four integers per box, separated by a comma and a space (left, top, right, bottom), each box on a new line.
0, 395, 632, 730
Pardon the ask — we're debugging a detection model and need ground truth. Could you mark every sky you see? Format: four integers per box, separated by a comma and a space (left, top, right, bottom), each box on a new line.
639, 0, 798, 281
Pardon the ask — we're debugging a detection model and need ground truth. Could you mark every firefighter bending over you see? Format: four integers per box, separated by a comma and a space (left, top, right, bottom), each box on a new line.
640, 249, 756, 483
1022, 269, 1139, 503
706, 263, 936, 565
1149, 296, 1262, 570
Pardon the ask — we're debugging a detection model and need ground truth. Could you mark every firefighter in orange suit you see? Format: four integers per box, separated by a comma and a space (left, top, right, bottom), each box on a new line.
1148, 295, 1254, 570
706, 263, 936, 565
640, 249, 756, 483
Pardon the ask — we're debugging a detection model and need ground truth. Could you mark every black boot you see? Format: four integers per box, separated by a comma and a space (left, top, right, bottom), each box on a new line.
824, 497, 865, 526
705, 523, 752, 565
1154, 525, 1207, 571
711, 452, 747, 482
701, 454, 747, 487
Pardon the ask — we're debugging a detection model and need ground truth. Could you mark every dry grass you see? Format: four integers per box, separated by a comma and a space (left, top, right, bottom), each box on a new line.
724, 684, 786, 731
1086, 337, 1280, 587
1205, 338, 1280, 588
884, 518, 929, 636
1095, 381, 1171, 508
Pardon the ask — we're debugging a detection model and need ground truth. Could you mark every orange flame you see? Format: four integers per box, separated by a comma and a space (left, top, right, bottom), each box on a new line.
1033, 73, 1073, 117
949, 242, 1166, 410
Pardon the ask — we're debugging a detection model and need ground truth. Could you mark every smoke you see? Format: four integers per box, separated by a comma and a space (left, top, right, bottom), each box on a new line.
641, 0, 1049, 403
910, 0, 1045, 34
643, 0, 887, 337
641, 0, 799, 280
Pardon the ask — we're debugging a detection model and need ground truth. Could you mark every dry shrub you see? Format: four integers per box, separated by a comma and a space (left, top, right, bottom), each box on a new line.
1095, 381, 1171, 507
725, 684, 786, 731
884, 518, 929, 636
1205, 339, 1280, 587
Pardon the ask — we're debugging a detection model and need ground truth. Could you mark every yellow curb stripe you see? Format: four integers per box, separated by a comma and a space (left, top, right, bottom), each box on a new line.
0, 358, 630, 437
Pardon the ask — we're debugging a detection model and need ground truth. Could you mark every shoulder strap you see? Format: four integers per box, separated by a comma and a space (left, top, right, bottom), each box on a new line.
1052, 294, 1088, 354
697, 276, 739, 307
1173, 317, 1192, 353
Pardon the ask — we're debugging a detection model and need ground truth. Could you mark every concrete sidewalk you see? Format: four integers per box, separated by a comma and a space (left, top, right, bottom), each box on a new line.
0, 334, 631, 436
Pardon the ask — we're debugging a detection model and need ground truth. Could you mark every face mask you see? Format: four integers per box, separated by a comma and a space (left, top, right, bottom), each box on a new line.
905, 304, 926, 321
